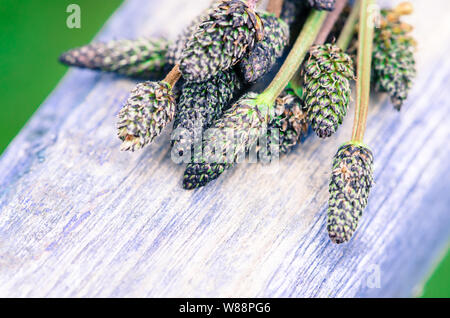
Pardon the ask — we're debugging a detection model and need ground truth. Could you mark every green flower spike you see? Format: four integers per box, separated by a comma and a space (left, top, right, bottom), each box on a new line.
372, 3, 416, 110
303, 0, 360, 138
327, 142, 374, 243
59, 38, 168, 78
180, 0, 264, 82
117, 65, 181, 151
304, 43, 355, 138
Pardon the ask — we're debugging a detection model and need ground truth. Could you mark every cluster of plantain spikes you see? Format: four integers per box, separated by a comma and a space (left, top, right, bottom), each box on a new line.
59, 0, 301, 157
59, 0, 417, 245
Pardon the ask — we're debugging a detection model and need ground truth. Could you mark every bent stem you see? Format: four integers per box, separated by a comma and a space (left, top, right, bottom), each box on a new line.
351, 0, 374, 143
336, 0, 361, 51
256, 9, 327, 108
163, 64, 182, 87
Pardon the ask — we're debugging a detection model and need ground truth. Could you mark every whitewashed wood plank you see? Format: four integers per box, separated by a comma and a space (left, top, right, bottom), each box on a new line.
0, 0, 449, 297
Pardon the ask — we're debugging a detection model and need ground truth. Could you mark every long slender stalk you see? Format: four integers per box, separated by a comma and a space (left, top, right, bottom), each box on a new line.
336, 0, 361, 51
351, 0, 375, 143
314, 0, 348, 45
256, 10, 327, 106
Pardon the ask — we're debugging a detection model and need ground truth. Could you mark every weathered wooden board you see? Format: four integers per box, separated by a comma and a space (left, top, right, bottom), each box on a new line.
0, 0, 449, 297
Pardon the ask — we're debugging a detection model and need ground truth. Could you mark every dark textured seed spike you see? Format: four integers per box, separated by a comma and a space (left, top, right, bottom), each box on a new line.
59, 38, 169, 78
117, 81, 176, 152
303, 44, 354, 138
180, 0, 264, 82
239, 13, 290, 83
172, 70, 240, 155
327, 143, 374, 244
182, 93, 272, 189
183, 162, 227, 190
372, 9, 416, 110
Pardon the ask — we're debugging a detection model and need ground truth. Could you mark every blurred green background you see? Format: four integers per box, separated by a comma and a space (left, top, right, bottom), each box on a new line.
0, 0, 448, 298
0, 0, 122, 152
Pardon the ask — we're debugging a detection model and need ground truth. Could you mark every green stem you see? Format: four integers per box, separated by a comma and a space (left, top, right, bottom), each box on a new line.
336, 0, 361, 51
256, 10, 327, 107
351, 0, 375, 143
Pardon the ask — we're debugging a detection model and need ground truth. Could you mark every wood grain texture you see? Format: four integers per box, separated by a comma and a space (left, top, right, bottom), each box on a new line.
0, 0, 449, 297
